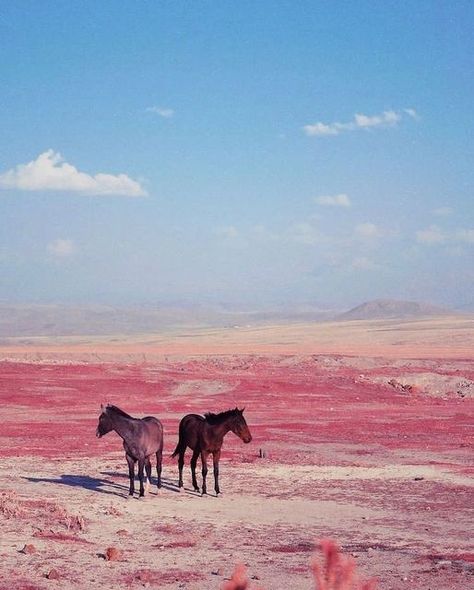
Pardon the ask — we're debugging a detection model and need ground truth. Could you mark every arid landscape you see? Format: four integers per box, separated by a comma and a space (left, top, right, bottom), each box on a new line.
0, 312, 473, 589
3, 2, 473, 588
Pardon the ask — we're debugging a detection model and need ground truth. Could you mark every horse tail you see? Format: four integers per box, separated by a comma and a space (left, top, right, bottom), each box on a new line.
171, 419, 186, 458
171, 441, 182, 459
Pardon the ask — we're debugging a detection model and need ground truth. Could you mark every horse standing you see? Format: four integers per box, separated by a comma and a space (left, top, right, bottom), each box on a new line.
171, 408, 252, 495
96, 404, 163, 497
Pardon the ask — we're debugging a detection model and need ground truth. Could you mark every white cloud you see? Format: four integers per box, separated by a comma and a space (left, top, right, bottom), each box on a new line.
314, 193, 351, 207
303, 108, 416, 137
303, 122, 340, 136
416, 226, 474, 246
0, 150, 147, 196
354, 110, 401, 128
416, 225, 446, 244
404, 108, 419, 119
146, 106, 175, 118
355, 222, 385, 238
47, 238, 75, 257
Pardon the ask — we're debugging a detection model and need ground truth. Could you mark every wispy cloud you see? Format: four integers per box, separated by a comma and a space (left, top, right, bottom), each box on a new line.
0, 150, 147, 196
303, 108, 417, 137
215, 225, 239, 239
433, 206, 453, 216
355, 222, 386, 239
287, 222, 323, 245
404, 108, 419, 120
416, 225, 474, 246
416, 225, 446, 244
351, 256, 378, 270
47, 238, 75, 257
146, 106, 175, 118
456, 228, 474, 244
314, 193, 351, 207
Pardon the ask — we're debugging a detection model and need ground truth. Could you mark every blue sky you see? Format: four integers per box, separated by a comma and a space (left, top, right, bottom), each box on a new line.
1, 1, 473, 309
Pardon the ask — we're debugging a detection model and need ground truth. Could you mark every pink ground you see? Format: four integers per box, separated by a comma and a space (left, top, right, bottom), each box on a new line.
0, 351, 473, 589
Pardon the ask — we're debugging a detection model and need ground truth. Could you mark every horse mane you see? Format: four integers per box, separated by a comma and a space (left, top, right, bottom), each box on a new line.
105, 404, 134, 419
204, 408, 241, 425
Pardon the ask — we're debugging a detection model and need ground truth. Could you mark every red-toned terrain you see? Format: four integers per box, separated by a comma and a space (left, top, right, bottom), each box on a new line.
0, 326, 473, 589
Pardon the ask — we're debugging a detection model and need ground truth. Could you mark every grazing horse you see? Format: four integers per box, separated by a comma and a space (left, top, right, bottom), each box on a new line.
171, 408, 252, 495
96, 404, 163, 497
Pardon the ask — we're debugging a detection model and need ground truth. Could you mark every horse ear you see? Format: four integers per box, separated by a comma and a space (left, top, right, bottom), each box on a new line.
239, 407, 245, 413
100, 403, 104, 411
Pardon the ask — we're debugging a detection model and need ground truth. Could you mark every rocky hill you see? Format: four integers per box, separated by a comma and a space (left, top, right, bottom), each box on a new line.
337, 299, 454, 321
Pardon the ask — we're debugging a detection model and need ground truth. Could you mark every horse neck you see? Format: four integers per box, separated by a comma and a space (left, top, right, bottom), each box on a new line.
208, 417, 233, 440
108, 412, 135, 441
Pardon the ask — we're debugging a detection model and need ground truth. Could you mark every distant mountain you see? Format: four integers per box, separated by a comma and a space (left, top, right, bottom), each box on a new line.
336, 299, 454, 321
0, 302, 335, 339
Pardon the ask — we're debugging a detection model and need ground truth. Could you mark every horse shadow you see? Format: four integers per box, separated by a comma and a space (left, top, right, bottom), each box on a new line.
24, 474, 129, 497
24, 473, 187, 497
100, 471, 184, 494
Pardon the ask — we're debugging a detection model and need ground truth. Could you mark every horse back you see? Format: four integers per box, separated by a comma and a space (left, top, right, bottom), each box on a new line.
133, 416, 164, 458
179, 413, 205, 451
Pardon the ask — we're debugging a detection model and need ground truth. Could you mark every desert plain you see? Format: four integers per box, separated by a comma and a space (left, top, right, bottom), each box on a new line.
0, 316, 473, 589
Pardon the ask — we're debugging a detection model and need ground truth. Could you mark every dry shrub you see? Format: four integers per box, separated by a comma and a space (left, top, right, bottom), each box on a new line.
222, 540, 376, 590
312, 539, 377, 590
0, 490, 23, 518
104, 504, 123, 517
221, 564, 249, 590
1, 491, 84, 530
42, 501, 85, 531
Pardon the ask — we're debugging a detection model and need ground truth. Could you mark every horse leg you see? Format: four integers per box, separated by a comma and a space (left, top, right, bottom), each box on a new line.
178, 449, 185, 489
138, 459, 146, 497
144, 458, 152, 495
156, 450, 162, 489
126, 454, 135, 497
212, 450, 221, 495
190, 448, 200, 492
201, 450, 209, 495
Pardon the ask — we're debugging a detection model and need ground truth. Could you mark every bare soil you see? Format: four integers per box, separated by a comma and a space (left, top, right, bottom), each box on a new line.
0, 319, 472, 589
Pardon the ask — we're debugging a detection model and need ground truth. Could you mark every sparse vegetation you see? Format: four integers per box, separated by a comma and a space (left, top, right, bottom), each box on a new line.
311, 540, 377, 590
222, 540, 377, 589
1, 492, 85, 531
0, 490, 23, 519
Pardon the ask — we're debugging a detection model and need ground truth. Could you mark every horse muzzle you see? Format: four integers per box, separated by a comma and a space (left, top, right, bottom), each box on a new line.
96, 429, 102, 438
244, 434, 252, 444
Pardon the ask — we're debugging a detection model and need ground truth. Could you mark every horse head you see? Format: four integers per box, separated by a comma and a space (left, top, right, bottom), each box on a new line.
96, 404, 113, 438
230, 407, 252, 444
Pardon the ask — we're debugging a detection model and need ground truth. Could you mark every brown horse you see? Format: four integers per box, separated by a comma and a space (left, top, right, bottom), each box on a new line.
96, 404, 163, 497
171, 408, 252, 495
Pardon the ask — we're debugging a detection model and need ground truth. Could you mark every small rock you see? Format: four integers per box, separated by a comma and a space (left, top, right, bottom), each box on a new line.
436, 560, 452, 568
46, 568, 60, 580
211, 568, 223, 576
105, 546, 122, 561
20, 544, 37, 554
136, 570, 153, 582
116, 529, 129, 537
414, 476, 425, 481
